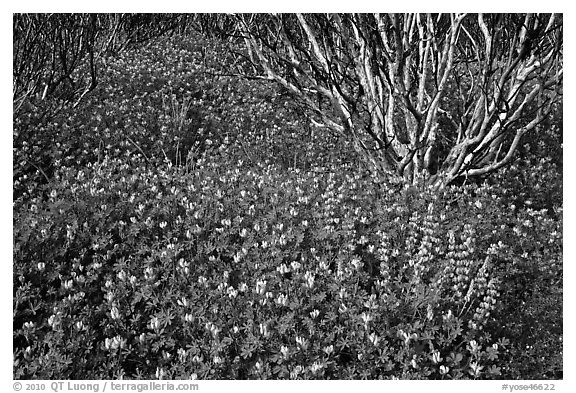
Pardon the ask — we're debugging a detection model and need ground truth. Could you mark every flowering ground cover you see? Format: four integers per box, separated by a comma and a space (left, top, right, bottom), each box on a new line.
13, 35, 562, 380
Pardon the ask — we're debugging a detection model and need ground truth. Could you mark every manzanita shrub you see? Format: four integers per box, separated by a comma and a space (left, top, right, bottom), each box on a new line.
13, 34, 562, 380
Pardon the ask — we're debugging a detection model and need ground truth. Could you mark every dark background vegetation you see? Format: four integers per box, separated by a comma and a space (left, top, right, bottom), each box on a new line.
13, 14, 562, 380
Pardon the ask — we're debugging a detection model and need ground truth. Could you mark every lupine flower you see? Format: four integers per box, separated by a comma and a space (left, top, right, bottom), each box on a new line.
295, 336, 308, 350
231, 253, 241, 263
227, 287, 238, 298
276, 264, 290, 275
280, 345, 290, 358
351, 257, 363, 270
319, 260, 330, 270
105, 335, 126, 351
364, 294, 378, 310
309, 309, 319, 319
290, 365, 303, 379
323, 345, 334, 355
432, 351, 442, 364
361, 312, 373, 326
468, 340, 480, 353
399, 330, 417, 345
221, 218, 231, 226
276, 293, 288, 306
440, 365, 450, 375
156, 367, 165, 380
255, 279, 267, 295
149, 317, 161, 331
469, 362, 483, 377
368, 332, 380, 346
205, 322, 220, 338
110, 306, 121, 320
116, 270, 126, 281
304, 271, 315, 289
48, 314, 60, 329
144, 267, 154, 280
178, 348, 186, 362
310, 361, 323, 374
259, 323, 269, 338
427, 304, 434, 321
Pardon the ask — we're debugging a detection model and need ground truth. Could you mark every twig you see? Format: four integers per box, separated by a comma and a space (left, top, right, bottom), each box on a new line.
25, 160, 50, 183
237, 140, 254, 164
125, 135, 150, 163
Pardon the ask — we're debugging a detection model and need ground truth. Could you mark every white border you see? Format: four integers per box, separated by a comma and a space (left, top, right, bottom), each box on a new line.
3, 4, 573, 392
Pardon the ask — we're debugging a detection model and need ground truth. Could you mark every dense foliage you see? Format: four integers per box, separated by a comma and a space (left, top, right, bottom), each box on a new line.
13, 33, 562, 380
13, 13, 196, 114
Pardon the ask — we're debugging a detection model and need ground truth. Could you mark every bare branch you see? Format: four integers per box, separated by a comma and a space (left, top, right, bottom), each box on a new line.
231, 13, 562, 187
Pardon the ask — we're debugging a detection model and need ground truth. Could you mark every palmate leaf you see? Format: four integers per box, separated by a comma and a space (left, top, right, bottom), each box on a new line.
240, 342, 257, 360
272, 363, 289, 377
